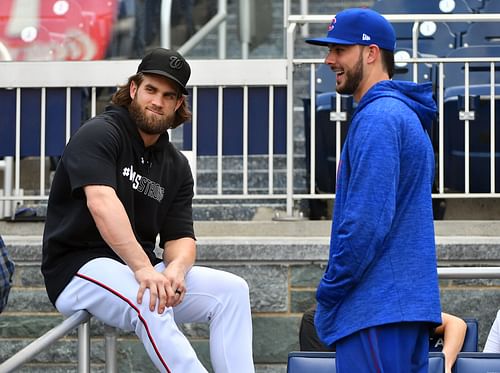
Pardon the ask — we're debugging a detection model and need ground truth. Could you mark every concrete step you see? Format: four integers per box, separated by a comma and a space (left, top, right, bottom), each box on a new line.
6, 198, 290, 222
2, 219, 500, 372
3, 220, 500, 237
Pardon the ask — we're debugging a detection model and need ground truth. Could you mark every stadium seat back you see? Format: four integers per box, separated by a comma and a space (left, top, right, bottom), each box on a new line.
443, 85, 500, 193
465, 0, 486, 12
444, 45, 500, 87
314, 64, 335, 95
393, 48, 434, 82
463, 318, 479, 352
287, 352, 335, 373
429, 318, 479, 352
479, 0, 500, 12
371, 0, 472, 42
287, 351, 445, 373
454, 352, 500, 373
429, 352, 446, 373
463, 22, 500, 47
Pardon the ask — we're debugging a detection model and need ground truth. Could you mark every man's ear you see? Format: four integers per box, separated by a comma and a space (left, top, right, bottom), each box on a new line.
366, 44, 380, 64
175, 95, 185, 111
130, 80, 137, 100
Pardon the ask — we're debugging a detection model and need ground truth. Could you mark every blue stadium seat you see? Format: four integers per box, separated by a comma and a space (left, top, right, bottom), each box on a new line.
463, 318, 479, 351
371, 0, 471, 49
393, 48, 435, 82
314, 64, 335, 94
465, 0, 486, 12
394, 22, 457, 57
287, 352, 335, 373
478, 0, 500, 12
454, 352, 500, 373
444, 45, 500, 88
302, 92, 353, 195
443, 84, 500, 192
462, 22, 500, 48
429, 352, 446, 373
287, 351, 445, 373
429, 318, 479, 352
371, 0, 473, 14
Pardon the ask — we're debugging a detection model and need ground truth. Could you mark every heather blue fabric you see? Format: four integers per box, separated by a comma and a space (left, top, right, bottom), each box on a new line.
315, 80, 442, 347
336, 322, 430, 373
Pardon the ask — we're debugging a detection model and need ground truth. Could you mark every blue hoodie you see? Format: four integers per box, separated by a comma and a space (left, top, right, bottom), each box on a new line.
315, 80, 442, 347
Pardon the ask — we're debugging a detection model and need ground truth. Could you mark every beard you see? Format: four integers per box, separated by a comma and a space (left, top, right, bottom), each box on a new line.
129, 99, 175, 135
337, 51, 364, 96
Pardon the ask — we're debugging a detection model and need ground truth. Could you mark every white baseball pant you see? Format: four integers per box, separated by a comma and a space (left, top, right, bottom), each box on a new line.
55, 257, 255, 373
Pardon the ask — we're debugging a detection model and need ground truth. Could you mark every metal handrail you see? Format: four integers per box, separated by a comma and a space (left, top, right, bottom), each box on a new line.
0, 310, 117, 373
0, 267, 499, 371
438, 267, 500, 279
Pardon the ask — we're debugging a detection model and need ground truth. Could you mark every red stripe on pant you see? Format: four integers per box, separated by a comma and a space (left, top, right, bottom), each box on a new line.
76, 273, 172, 373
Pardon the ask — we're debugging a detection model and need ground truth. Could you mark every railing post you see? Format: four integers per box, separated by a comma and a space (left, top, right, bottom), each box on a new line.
104, 325, 118, 373
0, 156, 13, 218
239, 0, 250, 58
77, 319, 90, 373
285, 22, 296, 218
160, 0, 172, 48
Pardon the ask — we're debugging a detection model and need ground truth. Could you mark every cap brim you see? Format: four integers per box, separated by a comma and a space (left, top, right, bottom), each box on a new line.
141, 69, 189, 94
305, 37, 357, 46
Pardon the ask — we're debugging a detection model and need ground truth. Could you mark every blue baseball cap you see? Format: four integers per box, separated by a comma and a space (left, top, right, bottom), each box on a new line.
306, 8, 396, 52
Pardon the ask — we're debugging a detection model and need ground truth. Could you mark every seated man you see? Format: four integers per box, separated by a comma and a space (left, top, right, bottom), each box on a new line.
41, 48, 255, 373
300, 305, 466, 373
484, 309, 500, 352
0, 234, 15, 314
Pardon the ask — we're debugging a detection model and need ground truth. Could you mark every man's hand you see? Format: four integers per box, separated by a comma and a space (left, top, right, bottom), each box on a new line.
135, 266, 172, 314
161, 237, 196, 308
162, 261, 187, 308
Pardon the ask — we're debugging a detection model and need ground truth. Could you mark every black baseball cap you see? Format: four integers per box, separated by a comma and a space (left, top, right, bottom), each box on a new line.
137, 48, 191, 94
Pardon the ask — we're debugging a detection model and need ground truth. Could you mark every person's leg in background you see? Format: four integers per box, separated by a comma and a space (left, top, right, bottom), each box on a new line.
300, 306, 335, 351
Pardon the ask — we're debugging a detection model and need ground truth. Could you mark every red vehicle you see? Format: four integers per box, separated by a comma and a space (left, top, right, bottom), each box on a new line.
0, 0, 117, 61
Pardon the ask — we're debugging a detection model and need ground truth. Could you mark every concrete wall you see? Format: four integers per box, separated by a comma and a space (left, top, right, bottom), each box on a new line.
1, 221, 500, 372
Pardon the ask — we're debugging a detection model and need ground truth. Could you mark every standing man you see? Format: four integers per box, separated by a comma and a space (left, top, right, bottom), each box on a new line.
305, 8, 441, 372
42, 48, 255, 373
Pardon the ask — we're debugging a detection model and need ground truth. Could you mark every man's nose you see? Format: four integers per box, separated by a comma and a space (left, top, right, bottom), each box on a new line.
325, 52, 335, 65
151, 93, 164, 107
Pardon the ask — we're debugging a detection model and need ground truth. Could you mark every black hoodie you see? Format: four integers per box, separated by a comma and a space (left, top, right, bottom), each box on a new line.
42, 104, 194, 306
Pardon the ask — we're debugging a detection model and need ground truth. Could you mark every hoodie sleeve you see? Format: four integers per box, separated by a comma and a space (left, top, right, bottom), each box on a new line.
316, 109, 401, 311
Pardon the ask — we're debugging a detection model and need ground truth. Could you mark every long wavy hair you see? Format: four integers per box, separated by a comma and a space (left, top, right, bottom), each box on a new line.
111, 72, 192, 129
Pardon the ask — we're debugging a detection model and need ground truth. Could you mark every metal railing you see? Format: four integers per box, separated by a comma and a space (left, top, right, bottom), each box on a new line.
0, 13, 500, 218
285, 12, 500, 216
0, 266, 498, 371
0, 310, 108, 373
0, 58, 288, 217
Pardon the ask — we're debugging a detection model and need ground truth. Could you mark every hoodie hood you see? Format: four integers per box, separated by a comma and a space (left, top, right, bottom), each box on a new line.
355, 80, 437, 131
